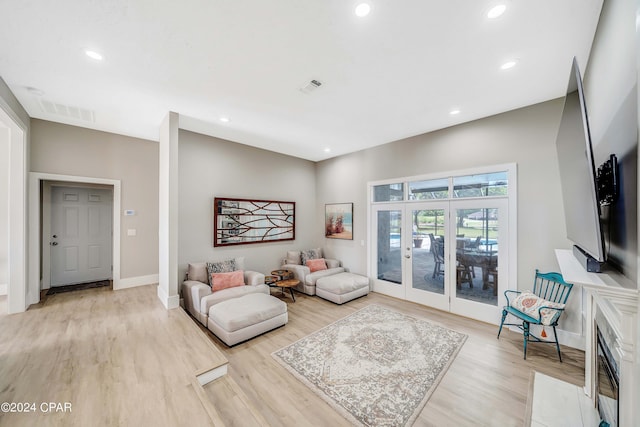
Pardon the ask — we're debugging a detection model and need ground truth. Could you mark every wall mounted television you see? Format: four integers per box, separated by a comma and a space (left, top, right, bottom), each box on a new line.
555, 57, 606, 272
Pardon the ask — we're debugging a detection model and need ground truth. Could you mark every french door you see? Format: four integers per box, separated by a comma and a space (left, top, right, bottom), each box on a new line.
404, 202, 450, 311
372, 198, 509, 324
448, 198, 509, 323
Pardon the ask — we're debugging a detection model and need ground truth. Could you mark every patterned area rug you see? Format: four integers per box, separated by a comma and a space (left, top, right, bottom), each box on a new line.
272, 305, 467, 426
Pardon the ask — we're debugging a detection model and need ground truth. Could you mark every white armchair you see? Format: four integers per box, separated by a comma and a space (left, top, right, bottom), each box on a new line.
281, 249, 345, 295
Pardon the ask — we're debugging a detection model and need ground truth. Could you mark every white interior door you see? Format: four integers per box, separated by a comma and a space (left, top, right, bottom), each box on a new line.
50, 186, 113, 286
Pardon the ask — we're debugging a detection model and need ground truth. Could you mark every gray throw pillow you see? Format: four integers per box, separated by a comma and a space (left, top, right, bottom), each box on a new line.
301, 248, 322, 265
206, 259, 237, 285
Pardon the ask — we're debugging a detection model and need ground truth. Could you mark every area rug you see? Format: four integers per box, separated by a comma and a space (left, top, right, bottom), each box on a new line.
272, 304, 467, 426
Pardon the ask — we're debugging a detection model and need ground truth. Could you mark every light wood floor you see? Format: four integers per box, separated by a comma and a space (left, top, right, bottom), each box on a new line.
0, 284, 226, 427
201, 290, 585, 427
0, 285, 585, 427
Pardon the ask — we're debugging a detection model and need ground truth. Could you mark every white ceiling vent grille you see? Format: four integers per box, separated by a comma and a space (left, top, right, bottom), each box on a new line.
38, 99, 95, 122
299, 79, 322, 94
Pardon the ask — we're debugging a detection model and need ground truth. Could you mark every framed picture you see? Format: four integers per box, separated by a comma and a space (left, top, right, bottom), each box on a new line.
325, 203, 353, 240
214, 197, 295, 247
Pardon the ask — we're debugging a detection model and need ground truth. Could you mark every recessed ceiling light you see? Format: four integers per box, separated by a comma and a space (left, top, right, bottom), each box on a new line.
500, 60, 518, 70
487, 4, 506, 19
219, 116, 230, 123
449, 109, 461, 115
85, 50, 103, 61
355, 3, 371, 17
324, 148, 331, 153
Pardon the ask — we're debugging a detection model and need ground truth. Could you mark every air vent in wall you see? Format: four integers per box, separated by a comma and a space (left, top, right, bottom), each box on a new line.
38, 99, 95, 122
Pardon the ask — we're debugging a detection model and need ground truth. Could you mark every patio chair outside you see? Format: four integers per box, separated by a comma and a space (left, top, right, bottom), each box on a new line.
428, 233, 444, 279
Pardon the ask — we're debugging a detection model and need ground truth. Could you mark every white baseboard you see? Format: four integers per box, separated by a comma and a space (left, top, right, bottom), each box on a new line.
550, 326, 585, 351
0, 284, 7, 296
115, 274, 159, 290
507, 324, 585, 351
157, 284, 180, 310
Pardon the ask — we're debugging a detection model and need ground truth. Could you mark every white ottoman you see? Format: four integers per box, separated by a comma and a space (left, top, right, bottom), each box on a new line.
316, 272, 370, 304
207, 293, 288, 346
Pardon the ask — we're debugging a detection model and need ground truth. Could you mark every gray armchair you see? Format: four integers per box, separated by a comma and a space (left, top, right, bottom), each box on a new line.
281, 249, 345, 295
181, 257, 267, 325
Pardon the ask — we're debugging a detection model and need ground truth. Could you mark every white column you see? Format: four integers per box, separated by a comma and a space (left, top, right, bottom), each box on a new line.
2, 110, 27, 313
158, 112, 180, 309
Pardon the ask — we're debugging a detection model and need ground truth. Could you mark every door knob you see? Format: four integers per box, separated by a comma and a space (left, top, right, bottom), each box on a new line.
50, 242, 58, 246
404, 254, 410, 258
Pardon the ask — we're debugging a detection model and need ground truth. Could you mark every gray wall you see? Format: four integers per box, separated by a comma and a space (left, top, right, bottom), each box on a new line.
177, 130, 317, 279
316, 99, 584, 333
30, 119, 159, 279
584, 0, 638, 282
0, 127, 8, 287
317, 98, 570, 280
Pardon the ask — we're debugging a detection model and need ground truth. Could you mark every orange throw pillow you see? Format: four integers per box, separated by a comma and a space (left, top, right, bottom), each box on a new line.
210, 270, 245, 292
306, 258, 328, 273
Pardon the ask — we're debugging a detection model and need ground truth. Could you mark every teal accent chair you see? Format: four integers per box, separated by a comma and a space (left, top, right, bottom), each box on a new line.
497, 270, 573, 361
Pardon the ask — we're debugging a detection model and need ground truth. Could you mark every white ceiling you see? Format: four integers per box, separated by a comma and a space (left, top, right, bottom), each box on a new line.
0, 0, 603, 161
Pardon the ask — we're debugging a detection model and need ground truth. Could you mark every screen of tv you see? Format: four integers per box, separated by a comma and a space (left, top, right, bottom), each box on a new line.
555, 57, 605, 263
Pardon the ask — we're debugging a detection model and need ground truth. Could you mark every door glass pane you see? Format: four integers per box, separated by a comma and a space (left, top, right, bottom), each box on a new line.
377, 210, 402, 284
454, 208, 499, 305
373, 183, 404, 202
408, 178, 449, 200
452, 172, 508, 198
411, 209, 445, 294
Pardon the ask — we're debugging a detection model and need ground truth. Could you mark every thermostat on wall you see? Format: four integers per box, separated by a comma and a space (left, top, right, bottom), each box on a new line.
124, 210, 136, 216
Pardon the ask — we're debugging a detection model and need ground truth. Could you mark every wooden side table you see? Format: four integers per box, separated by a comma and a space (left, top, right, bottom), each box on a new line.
266, 270, 298, 302
274, 278, 299, 302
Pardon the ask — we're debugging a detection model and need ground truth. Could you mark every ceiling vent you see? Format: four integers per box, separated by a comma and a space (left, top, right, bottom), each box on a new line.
38, 99, 95, 123
299, 79, 322, 94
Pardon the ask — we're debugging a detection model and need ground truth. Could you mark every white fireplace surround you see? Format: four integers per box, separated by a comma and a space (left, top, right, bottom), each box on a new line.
556, 249, 638, 427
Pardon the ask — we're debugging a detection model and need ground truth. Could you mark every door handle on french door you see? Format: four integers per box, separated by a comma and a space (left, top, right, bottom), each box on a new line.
50, 241, 58, 246
404, 254, 410, 258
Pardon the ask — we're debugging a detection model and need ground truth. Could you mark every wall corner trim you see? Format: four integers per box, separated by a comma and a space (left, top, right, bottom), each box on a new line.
157, 283, 180, 310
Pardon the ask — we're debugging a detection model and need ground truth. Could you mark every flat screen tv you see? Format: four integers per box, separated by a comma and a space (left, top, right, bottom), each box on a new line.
555, 57, 605, 270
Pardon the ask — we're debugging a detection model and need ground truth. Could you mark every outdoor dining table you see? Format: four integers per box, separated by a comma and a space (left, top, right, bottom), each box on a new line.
457, 247, 498, 290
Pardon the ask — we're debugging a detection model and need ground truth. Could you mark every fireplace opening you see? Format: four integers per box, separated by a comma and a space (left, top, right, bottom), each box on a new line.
596, 325, 619, 427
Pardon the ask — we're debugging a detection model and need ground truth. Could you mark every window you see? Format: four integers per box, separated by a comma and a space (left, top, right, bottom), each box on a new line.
452, 172, 508, 198
408, 178, 449, 200
372, 172, 508, 204
373, 183, 404, 202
